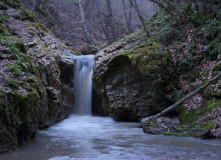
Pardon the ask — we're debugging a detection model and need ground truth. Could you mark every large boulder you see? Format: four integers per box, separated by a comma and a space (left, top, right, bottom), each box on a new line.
93, 38, 178, 121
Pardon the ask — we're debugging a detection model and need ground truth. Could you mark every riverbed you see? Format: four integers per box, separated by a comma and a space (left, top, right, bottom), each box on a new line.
1, 115, 221, 160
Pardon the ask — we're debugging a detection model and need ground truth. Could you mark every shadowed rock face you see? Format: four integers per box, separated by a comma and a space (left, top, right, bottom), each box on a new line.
93, 40, 178, 121
0, 2, 78, 153
105, 55, 142, 121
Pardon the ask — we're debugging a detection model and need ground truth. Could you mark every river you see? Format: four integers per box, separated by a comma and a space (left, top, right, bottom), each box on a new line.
1, 115, 221, 160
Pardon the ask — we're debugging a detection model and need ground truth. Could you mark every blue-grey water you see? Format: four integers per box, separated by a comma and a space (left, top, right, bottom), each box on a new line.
1, 115, 221, 160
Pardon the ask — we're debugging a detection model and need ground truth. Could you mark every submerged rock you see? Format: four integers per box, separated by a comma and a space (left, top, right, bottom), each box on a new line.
93, 38, 178, 121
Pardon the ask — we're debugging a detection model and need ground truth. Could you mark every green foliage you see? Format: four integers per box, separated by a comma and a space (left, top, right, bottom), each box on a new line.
176, 44, 184, 54
188, 42, 197, 56
178, 55, 196, 73
197, 18, 221, 58
182, 67, 200, 82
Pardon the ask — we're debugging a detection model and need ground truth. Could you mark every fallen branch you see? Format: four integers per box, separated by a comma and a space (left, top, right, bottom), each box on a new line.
154, 72, 221, 119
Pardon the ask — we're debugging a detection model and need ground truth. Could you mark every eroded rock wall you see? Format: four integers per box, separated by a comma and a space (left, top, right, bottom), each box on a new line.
0, 1, 77, 152
93, 38, 178, 121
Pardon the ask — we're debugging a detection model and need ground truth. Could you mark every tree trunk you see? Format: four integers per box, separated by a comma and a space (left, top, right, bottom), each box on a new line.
96, 0, 111, 44
129, 0, 150, 38
106, 0, 117, 43
89, 0, 94, 33
154, 72, 221, 119
122, 0, 132, 34
78, 0, 92, 44
128, 2, 133, 33
150, 0, 174, 16
32, 0, 36, 11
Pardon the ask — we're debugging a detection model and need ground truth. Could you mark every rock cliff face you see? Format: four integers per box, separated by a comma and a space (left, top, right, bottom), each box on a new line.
93, 36, 178, 121
0, 0, 77, 153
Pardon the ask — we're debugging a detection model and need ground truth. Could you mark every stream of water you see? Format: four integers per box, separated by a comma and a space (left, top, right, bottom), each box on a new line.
1, 115, 221, 160
1, 55, 221, 160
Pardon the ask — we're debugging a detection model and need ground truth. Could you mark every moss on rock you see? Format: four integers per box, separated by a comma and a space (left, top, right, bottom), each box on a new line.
94, 40, 178, 121
80, 44, 98, 55
7, 79, 19, 89
126, 41, 177, 89
13, 8, 38, 22
0, 23, 7, 35
0, 86, 40, 152
178, 98, 221, 127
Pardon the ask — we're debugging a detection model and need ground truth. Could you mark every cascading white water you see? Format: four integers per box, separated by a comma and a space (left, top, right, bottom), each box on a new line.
73, 55, 95, 115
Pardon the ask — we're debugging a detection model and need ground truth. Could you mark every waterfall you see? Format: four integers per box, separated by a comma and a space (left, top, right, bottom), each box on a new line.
73, 55, 95, 115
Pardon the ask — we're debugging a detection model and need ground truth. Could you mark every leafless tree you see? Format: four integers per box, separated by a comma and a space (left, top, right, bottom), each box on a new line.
129, 0, 150, 38
32, 0, 36, 11
96, 0, 112, 44
122, 0, 133, 34
106, 0, 117, 43
78, 0, 92, 44
21, 0, 157, 48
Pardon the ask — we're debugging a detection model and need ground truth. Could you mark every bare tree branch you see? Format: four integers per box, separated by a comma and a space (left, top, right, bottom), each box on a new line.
154, 72, 221, 119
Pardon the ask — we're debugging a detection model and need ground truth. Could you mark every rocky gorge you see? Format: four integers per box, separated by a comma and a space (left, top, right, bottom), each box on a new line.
0, 0, 221, 154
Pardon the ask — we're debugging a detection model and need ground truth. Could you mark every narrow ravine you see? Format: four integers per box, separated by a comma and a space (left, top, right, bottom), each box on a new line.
1, 55, 221, 160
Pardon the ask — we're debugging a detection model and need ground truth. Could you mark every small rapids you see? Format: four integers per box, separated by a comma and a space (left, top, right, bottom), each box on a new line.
1, 115, 221, 160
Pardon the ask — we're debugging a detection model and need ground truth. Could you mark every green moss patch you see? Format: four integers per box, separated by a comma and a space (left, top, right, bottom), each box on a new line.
178, 98, 221, 127
13, 8, 38, 22
0, 36, 31, 75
